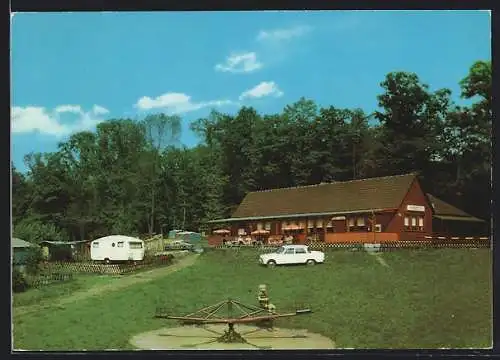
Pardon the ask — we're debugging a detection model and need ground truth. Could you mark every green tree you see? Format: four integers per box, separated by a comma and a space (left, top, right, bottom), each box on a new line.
13, 218, 68, 244
23, 152, 72, 234
59, 131, 100, 240
437, 60, 492, 220
375, 71, 450, 176
12, 162, 31, 225
282, 97, 319, 185
141, 113, 181, 234
459, 60, 491, 115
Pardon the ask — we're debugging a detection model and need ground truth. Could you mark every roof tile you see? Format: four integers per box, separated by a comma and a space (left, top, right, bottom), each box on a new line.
231, 173, 417, 219
426, 193, 478, 218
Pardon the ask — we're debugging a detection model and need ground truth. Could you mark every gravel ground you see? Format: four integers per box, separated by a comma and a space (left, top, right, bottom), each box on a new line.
130, 324, 336, 350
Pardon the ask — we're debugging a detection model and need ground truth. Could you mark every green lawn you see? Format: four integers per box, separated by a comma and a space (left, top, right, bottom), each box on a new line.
13, 248, 492, 350
13, 274, 116, 307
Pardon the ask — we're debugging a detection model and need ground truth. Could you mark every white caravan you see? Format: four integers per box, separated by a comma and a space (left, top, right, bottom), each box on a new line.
90, 235, 145, 264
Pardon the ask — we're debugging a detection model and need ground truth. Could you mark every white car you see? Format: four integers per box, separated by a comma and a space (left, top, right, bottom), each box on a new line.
165, 240, 194, 251
259, 245, 325, 267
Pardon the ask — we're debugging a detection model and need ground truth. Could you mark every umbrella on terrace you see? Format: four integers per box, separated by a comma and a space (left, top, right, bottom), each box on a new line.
282, 225, 301, 231
251, 229, 270, 235
213, 229, 231, 235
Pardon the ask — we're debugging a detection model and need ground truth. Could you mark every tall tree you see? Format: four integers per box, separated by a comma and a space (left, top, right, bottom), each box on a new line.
309, 106, 351, 183
59, 131, 100, 240
438, 60, 492, 219
12, 162, 31, 225
282, 97, 319, 185
141, 114, 181, 234
23, 151, 72, 236
375, 71, 451, 176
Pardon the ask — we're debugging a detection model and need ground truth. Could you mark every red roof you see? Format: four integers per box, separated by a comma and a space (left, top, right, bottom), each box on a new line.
426, 193, 483, 220
231, 173, 418, 219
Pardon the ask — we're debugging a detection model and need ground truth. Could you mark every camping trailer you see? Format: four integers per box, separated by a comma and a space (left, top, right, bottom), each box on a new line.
90, 235, 145, 264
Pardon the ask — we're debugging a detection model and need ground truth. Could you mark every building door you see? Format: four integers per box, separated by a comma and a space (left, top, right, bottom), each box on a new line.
333, 219, 346, 233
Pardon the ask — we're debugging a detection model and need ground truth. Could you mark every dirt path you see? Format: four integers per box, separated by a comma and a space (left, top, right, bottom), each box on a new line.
130, 325, 336, 350
13, 254, 200, 318
368, 252, 390, 268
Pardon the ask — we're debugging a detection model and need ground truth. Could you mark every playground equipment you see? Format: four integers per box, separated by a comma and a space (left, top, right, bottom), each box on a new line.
154, 284, 311, 348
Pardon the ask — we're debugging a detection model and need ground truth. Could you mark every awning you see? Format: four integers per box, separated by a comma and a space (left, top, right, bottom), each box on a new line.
207, 208, 394, 223
12, 238, 37, 248
40, 240, 91, 245
433, 215, 485, 222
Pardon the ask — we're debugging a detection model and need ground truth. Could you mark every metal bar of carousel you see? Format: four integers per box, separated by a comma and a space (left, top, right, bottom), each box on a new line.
164, 310, 311, 324
184, 300, 227, 318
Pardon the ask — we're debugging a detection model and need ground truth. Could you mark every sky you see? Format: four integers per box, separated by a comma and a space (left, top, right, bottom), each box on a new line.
11, 10, 491, 172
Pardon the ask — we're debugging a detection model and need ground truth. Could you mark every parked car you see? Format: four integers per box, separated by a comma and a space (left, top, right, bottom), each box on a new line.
164, 240, 194, 251
258, 245, 325, 267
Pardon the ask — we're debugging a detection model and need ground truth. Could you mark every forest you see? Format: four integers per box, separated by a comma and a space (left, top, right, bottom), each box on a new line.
11, 60, 491, 243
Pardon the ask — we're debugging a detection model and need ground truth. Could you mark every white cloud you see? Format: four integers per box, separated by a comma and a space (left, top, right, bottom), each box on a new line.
239, 81, 284, 101
54, 104, 82, 114
214, 52, 263, 73
256, 25, 312, 42
135, 92, 234, 114
11, 104, 109, 137
92, 105, 110, 115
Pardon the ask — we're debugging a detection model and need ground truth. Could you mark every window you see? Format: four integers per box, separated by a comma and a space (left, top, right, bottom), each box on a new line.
295, 248, 306, 254
276, 247, 285, 254
257, 222, 263, 230
265, 222, 271, 230
357, 217, 365, 227
404, 214, 424, 232
112, 243, 116, 247
418, 216, 424, 231
284, 248, 295, 255
238, 228, 246, 235
117, 241, 124, 248
129, 241, 143, 249
348, 218, 355, 227
307, 220, 314, 228
326, 220, 333, 228
92, 242, 99, 248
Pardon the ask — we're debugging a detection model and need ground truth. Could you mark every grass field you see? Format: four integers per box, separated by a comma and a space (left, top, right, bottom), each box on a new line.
12, 248, 492, 350
13, 274, 116, 308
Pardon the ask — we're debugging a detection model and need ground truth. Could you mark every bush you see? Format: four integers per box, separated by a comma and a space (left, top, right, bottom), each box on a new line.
25, 247, 44, 275
49, 246, 73, 262
12, 267, 28, 293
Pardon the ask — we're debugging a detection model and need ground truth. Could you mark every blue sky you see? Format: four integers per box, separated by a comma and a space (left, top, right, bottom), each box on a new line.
11, 10, 491, 172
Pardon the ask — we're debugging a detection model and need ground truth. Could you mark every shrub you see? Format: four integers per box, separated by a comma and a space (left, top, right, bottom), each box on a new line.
25, 247, 44, 275
12, 267, 28, 293
49, 246, 73, 262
